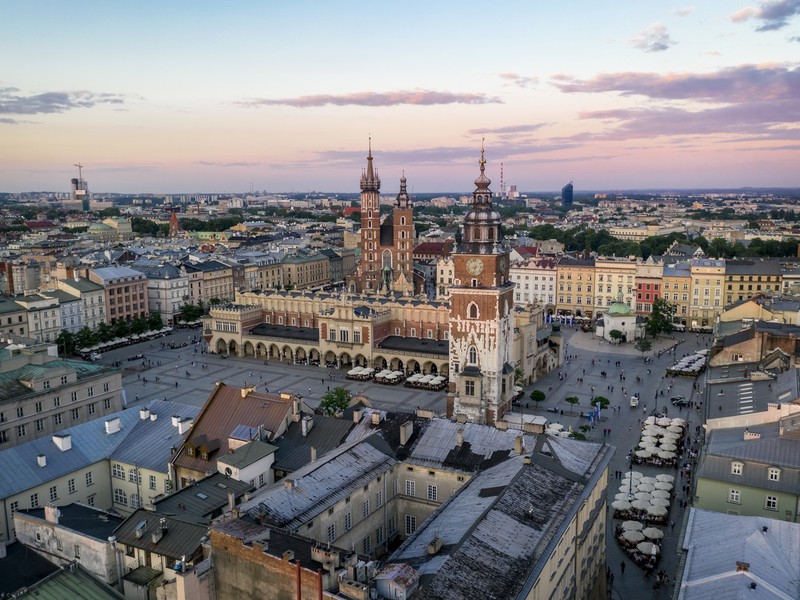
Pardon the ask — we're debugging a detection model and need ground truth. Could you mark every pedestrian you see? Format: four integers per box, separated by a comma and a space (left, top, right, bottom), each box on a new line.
670, 520, 675, 531
175, 381, 178, 388
620, 561, 625, 575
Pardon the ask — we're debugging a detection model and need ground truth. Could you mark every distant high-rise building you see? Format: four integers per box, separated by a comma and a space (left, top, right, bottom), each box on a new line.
562, 181, 573, 207
71, 163, 89, 211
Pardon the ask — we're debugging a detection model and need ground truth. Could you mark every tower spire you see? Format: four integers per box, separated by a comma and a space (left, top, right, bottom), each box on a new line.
360, 136, 380, 192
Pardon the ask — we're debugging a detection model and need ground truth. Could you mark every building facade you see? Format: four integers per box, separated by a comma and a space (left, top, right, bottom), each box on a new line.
89, 266, 149, 325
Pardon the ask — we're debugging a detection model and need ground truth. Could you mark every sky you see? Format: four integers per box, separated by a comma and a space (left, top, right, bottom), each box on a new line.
1, 1, 799, 194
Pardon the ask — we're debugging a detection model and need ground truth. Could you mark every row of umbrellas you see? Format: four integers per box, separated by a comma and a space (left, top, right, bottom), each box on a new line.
611, 471, 674, 515
636, 419, 685, 461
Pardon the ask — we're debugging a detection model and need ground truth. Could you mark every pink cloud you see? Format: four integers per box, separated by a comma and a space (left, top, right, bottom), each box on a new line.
630, 23, 675, 52
730, 0, 800, 31
236, 90, 502, 108
498, 73, 539, 88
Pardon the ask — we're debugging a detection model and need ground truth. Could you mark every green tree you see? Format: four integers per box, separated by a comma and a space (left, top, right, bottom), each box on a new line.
320, 387, 351, 416
634, 338, 653, 359
96, 322, 113, 343
530, 390, 546, 403
56, 329, 76, 357
147, 312, 164, 330
645, 297, 676, 337
608, 329, 623, 343
592, 396, 610, 410
112, 319, 130, 339
564, 396, 579, 414
74, 326, 96, 350
178, 302, 204, 322
514, 367, 525, 387
130, 316, 148, 335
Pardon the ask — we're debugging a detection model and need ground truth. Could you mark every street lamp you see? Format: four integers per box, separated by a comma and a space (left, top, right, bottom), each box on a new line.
627, 451, 635, 501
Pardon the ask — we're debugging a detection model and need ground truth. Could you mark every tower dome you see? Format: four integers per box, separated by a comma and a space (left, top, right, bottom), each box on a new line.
461, 141, 501, 253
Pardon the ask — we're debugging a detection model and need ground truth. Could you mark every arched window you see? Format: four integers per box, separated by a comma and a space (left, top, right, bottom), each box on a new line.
488, 228, 494, 241
400, 216, 406, 225
130, 493, 141, 509
112, 464, 125, 479
468, 346, 478, 365
468, 302, 479, 319
114, 489, 127, 506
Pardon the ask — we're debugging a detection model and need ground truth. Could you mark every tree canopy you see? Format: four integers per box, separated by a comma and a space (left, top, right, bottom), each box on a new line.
320, 387, 351, 416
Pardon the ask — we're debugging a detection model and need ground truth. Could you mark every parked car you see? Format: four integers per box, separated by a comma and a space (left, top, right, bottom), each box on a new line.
630, 394, 640, 407
670, 396, 691, 407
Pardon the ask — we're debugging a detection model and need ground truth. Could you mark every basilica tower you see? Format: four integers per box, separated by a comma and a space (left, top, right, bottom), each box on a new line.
446, 143, 515, 425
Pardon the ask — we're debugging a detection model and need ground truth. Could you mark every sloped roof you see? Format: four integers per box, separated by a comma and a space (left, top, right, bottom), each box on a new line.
272, 414, 354, 473
0, 359, 119, 404
20, 503, 123, 540
171, 383, 293, 475
113, 508, 209, 561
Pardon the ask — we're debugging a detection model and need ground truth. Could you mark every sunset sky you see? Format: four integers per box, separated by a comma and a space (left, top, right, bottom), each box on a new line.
1, 1, 799, 194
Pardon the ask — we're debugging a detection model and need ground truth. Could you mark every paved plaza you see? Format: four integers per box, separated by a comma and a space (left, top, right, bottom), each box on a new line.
97, 326, 713, 599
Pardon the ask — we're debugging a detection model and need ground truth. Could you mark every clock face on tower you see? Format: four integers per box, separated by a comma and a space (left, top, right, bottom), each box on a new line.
498, 255, 508, 273
466, 258, 484, 276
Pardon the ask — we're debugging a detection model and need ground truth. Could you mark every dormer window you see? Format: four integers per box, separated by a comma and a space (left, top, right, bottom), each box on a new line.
731, 461, 743, 475
186, 446, 195, 457
768, 467, 780, 482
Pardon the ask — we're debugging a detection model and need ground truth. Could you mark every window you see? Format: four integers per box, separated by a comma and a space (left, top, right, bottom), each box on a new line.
54, 396, 60, 407
16, 407, 24, 418
130, 494, 141, 509
339, 329, 349, 342
768, 468, 780, 482
10, 501, 18, 514
376, 525, 384, 544
0, 430, 7, 444
103, 382, 109, 392
468, 303, 478, 319
61, 375, 68, 385
70, 408, 79, 420
405, 514, 417, 535
68, 478, 76, 494
405, 480, 416, 497
43, 380, 50, 390
362, 536, 371, 554
31, 493, 39, 508
363, 499, 370, 518
728, 489, 740, 503
53, 413, 62, 426
36, 418, 45, 432
112, 464, 125, 479
353, 331, 361, 344
765, 495, 778, 511
104, 398, 111, 410
465, 380, 475, 396
74, 544, 81, 559
113, 488, 127, 505
389, 515, 397, 534
427, 484, 438, 501
86, 471, 94, 486
468, 346, 477, 365
149, 475, 157, 490
344, 512, 352, 531
165, 480, 173, 493
392, 479, 398, 496
70, 392, 77, 402
376, 490, 383, 508
87, 495, 95, 507
49, 485, 58, 501
87, 386, 94, 397
88, 403, 96, 416
731, 462, 743, 475
129, 469, 141, 484
35, 401, 43, 413
16, 424, 27, 438
327, 523, 336, 543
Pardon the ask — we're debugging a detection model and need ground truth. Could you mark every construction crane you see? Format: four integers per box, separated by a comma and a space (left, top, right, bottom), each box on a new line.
73, 163, 84, 184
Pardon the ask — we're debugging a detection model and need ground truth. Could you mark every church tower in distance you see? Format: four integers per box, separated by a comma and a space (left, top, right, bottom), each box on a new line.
446, 142, 515, 425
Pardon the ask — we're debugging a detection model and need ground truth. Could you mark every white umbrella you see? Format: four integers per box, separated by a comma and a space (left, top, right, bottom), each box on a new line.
549, 423, 564, 431
658, 450, 676, 459
661, 431, 681, 441
657, 417, 671, 426
634, 492, 653, 502
612, 500, 632, 511
651, 490, 670, 499
656, 474, 674, 483
623, 530, 645, 543
650, 497, 670, 507
637, 541, 660, 555
654, 482, 673, 491
647, 505, 668, 516
640, 435, 659, 445
659, 443, 678, 452
667, 425, 684, 433
619, 485, 637, 495
640, 476, 658, 485
630, 471, 644, 479
631, 500, 651, 511
644, 416, 656, 425
670, 418, 687, 426
638, 440, 657, 449
637, 483, 655, 493
642, 527, 664, 540
615, 493, 633, 502
621, 520, 644, 531
635, 449, 652, 458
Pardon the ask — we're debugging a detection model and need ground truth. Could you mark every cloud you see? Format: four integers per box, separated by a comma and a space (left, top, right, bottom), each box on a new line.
630, 22, 675, 52
551, 64, 800, 103
0, 87, 125, 115
195, 161, 263, 167
730, 0, 800, 31
466, 124, 549, 135
0, 117, 22, 124
236, 90, 502, 108
498, 73, 539, 88
674, 6, 695, 16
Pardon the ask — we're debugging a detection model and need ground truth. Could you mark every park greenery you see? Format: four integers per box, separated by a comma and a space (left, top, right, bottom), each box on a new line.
56, 312, 164, 356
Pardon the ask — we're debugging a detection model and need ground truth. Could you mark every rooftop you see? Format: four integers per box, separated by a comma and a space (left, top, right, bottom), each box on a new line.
19, 503, 124, 540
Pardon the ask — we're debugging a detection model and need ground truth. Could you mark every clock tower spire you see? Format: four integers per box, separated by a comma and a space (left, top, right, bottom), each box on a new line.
447, 143, 515, 425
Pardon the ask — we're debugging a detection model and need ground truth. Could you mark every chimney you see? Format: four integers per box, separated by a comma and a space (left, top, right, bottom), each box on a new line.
37, 454, 47, 468
353, 408, 362, 423
283, 550, 294, 562
104, 418, 121, 435
736, 561, 750, 572
52, 433, 72, 452
227, 491, 235, 512
456, 428, 464, 447
400, 421, 413, 446
139, 407, 151, 420
150, 412, 158, 422
172, 415, 180, 426
310, 446, 317, 463
371, 412, 381, 425
44, 504, 60, 524
514, 436, 524, 456
177, 418, 193, 434
284, 479, 295, 490
292, 399, 301, 422
301, 415, 313, 437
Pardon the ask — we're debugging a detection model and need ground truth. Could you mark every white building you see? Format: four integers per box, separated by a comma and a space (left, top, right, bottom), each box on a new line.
130, 263, 189, 326
57, 277, 106, 331
509, 258, 558, 308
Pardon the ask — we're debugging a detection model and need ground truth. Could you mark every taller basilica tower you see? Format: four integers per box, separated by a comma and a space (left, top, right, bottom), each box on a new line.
446, 144, 515, 425
347, 141, 418, 296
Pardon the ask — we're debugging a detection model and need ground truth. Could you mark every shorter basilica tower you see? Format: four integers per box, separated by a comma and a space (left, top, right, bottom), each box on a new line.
447, 144, 515, 425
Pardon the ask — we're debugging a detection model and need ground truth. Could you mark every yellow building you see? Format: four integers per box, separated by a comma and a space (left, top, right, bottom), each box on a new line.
661, 262, 692, 325
689, 259, 726, 328
555, 257, 595, 317
593, 256, 637, 316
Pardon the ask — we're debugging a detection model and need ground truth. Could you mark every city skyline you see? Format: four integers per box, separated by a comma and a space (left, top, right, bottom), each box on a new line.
1, 1, 799, 194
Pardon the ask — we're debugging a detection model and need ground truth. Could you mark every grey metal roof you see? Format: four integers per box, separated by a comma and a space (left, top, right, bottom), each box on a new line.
0, 358, 120, 404
376, 335, 449, 357
0, 408, 141, 498
17, 563, 123, 599
112, 508, 209, 561
0, 541, 60, 597
248, 323, 319, 342
91, 266, 147, 282
109, 402, 200, 472
20, 503, 123, 540
272, 414, 354, 473
677, 509, 800, 600
153, 472, 253, 524
241, 437, 397, 530
217, 440, 277, 470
